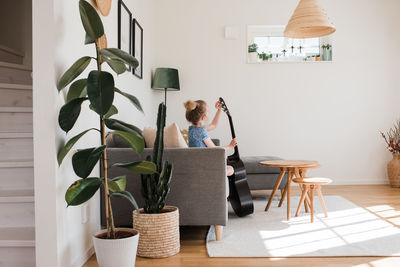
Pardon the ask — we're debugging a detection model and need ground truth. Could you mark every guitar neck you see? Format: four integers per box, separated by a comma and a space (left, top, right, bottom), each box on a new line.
227, 114, 240, 158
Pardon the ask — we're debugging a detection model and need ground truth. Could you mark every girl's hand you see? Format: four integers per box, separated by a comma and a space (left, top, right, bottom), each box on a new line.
229, 138, 238, 148
215, 101, 222, 110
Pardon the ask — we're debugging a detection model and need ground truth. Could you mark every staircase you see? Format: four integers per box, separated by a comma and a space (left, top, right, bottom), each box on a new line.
0, 45, 35, 267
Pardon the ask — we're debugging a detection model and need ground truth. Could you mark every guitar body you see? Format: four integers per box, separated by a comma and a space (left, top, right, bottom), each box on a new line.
227, 155, 254, 217
219, 97, 254, 217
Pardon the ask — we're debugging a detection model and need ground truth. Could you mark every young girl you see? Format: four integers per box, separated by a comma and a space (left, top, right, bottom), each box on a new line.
184, 99, 237, 176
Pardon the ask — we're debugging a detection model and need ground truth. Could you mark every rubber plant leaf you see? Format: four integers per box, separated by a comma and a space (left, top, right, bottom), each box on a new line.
65, 178, 102, 206
110, 131, 145, 154
72, 145, 106, 178
104, 118, 142, 136
58, 97, 88, 133
99, 48, 139, 68
79, 0, 104, 41
87, 70, 114, 116
104, 105, 118, 119
110, 190, 139, 211
67, 79, 87, 102
57, 56, 91, 91
114, 160, 157, 175
104, 59, 126, 75
85, 33, 95, 45
57, 128, 97, 165
108, 176, 127, 193
115, 88, 143, 113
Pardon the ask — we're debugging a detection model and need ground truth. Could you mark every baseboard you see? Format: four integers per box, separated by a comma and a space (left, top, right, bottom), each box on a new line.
70, 245, 94, 267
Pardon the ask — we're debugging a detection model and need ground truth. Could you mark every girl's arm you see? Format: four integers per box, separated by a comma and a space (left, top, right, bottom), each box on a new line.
205, 101, 222, 131
204, 137, 237, 151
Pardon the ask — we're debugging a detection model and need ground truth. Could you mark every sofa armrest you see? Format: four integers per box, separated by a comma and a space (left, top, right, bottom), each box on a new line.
101, 147, 228, 227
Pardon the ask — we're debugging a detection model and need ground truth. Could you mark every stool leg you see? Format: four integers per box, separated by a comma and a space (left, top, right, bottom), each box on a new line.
296, 184, 308, 217
299, 184, 310, 213
310, 185, 314, 223
317, 185, 328, 218
279, 183, 288, 207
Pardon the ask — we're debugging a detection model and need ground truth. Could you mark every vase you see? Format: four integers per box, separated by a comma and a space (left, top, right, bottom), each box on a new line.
133, 206, 180, 258
248, 52, 259, 63
387, 153, 400, 187
92, 228, 139, 267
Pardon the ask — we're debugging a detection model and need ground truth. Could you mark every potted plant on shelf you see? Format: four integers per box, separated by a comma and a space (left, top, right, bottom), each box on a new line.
381, 119, 400, 187
248, 43, 259, 63
56, 1, 156, 266
120, 103, 179, 258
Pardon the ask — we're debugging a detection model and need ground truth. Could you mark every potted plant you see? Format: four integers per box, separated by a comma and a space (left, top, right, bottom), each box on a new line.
381, 119, 400, 187
121, 103, 179, 258
248, 43, 259, 63
56, 1, 157, 266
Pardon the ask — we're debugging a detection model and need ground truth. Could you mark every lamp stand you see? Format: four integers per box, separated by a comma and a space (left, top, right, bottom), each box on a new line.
164, 88, 167, 106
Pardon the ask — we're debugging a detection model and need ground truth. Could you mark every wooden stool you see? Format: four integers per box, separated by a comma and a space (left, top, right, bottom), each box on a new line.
292, 177, 332, 223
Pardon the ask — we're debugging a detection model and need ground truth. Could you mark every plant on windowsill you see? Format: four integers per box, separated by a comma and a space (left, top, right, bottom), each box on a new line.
119, 103, 179, 258
381, 119, 400, 187
248, 43, 259, 63
56, 1, 157, 266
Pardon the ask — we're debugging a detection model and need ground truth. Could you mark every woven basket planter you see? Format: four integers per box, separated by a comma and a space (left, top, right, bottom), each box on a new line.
388, 153, 400, 188
133, 206, 180, 258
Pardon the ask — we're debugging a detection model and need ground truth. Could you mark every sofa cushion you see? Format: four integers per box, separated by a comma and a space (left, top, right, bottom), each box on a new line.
242, 156, 283, 174
143, 123, 188, 148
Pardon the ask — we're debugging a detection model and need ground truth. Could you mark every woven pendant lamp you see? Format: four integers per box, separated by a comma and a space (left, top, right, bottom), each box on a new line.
284, 0, 336, 38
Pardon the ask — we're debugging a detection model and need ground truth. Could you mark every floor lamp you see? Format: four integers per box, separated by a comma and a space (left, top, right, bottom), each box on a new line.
152, 68, 180, 106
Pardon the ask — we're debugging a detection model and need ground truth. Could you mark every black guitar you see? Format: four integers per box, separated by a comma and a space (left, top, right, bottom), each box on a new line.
219, 97, 254, 217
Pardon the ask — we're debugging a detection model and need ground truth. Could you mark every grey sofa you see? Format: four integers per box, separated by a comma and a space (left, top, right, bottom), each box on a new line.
101, 136, 286, 232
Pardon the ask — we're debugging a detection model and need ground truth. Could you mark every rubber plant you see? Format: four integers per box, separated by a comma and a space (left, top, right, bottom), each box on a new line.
56, 0, 156, 239
120, 103, 173, 213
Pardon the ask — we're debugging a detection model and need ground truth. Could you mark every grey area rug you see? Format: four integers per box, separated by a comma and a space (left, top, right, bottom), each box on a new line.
207, 195, 400, 257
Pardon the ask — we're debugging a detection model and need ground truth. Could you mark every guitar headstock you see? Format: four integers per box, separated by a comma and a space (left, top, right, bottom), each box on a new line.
219, 97, 230, 116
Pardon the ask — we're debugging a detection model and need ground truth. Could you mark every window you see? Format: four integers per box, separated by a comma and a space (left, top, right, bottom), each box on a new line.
247, 25, 333, 63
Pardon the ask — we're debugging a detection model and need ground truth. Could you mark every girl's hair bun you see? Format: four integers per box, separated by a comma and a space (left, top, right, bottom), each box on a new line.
184, 100, 197, 111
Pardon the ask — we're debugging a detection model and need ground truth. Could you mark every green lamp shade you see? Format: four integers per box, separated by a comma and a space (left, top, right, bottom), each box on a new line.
152, 68, 180, 91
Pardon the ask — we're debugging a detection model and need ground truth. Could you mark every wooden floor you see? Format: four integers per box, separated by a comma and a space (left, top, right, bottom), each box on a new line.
84, 185, 400, 267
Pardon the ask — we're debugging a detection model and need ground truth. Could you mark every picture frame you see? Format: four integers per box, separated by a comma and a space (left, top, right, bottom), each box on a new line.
118, 0, 132, 71
132, 19, 143, 79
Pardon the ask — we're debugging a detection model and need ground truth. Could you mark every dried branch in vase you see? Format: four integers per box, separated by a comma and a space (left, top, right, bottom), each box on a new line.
381, 120, 400, 154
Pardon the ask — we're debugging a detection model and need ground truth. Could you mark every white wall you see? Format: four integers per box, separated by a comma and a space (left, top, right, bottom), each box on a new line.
0, 0, 32, 66
34, 0, 157, 266
153, 0, 400, 185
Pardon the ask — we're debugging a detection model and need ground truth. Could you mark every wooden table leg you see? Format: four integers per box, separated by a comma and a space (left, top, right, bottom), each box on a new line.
316, 185, 328, 217
310, 185, 314, 223
265, 168, 286, 211
299, 168, 310, 213
278, 183, 288, 207
286, 170, 293, 221
296, 184, 309, 217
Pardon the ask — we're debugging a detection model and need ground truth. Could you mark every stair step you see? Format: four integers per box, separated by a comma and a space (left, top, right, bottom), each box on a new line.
0, 189, 34, 228
0, 107, 32, 113
0, 164, 34, 200
0, 137, 33, 161
0, 62, 32, 85
0, 112, 32, 133
0, 161, 33, 168
0, 133, 33, 138
0, 45, 24, 65
0, 227, 35, 247
0, 83, 32, 90
0, 85, 32, 107
0, 247, 35, 267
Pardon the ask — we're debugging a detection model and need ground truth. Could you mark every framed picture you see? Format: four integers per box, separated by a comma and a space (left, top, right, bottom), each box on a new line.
132, 19, 143, 79
118, 0, 132, 71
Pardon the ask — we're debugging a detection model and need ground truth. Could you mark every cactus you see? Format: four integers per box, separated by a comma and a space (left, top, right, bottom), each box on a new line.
141, 103, 174, 213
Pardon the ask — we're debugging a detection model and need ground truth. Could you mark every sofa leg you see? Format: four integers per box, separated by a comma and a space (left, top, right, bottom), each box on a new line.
215, 225, 223, 241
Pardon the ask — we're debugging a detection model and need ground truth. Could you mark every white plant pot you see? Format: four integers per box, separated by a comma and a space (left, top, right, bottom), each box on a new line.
248, 52, 259, 63
92, 228, 139, 267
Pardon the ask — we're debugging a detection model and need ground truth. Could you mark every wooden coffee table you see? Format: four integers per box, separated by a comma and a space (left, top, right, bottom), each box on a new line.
260, 160, 320, 220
